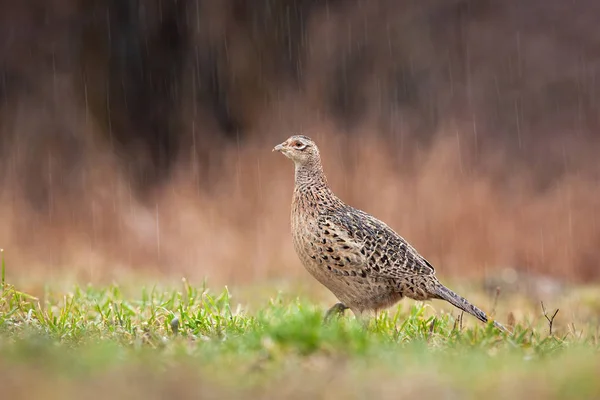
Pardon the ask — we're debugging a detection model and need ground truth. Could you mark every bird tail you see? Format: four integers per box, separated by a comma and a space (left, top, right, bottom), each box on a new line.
432, 283, 510, 334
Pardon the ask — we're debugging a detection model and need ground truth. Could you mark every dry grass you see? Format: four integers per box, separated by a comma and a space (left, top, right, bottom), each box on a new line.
1, 128, 599, 285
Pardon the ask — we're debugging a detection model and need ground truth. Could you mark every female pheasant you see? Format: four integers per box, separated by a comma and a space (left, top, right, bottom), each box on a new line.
273, 134, 507, 332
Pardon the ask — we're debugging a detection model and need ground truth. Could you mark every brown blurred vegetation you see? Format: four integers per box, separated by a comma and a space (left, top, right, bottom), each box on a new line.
0, 0, 599, 283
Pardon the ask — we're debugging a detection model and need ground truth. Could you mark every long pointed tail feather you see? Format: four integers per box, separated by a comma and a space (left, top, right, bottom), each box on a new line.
433, 284, 511, 334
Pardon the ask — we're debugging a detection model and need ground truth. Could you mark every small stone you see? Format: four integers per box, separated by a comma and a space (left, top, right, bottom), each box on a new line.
170, 317, 180, 335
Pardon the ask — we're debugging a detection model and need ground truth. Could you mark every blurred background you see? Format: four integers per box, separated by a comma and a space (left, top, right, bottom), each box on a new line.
0, 0, 599, 288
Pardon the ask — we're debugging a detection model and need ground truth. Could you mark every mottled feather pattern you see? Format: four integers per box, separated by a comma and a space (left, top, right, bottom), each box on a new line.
276, 135, 508, 332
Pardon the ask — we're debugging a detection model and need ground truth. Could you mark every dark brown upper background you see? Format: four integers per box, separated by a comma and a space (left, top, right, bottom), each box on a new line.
0, 0, 599, 284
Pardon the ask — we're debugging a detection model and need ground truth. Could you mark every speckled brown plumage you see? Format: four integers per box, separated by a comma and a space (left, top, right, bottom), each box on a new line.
274, 135, 508, 332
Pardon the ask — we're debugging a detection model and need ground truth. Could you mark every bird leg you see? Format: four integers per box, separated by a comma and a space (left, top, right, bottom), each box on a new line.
323, 302, 349, 322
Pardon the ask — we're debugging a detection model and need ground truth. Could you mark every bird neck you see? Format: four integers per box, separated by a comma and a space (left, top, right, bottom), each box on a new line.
294, 160, 328, 191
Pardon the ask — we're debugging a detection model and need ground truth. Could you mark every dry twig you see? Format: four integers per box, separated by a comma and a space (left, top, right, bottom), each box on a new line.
540, 301, 559, 336
428, 317, 437, 341
491, 286, 501, 317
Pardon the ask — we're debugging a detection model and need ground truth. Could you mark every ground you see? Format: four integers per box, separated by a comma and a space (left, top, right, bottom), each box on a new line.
1, 258, 599, 399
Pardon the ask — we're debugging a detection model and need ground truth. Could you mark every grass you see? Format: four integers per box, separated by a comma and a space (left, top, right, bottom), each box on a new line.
1, 266, 599, 399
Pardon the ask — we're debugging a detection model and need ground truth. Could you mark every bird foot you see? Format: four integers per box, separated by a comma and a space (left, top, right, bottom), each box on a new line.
323, 302, 349, 323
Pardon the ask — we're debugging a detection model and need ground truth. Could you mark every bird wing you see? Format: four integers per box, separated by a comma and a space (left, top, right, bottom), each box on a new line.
319, 207, 436, 279
314, 212, 366, 272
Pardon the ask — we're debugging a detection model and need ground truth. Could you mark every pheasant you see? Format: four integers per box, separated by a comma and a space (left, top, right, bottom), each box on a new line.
273, 135, 508, 332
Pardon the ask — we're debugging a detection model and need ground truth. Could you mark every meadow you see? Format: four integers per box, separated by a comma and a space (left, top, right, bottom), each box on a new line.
1, 253, 599, 400
2, 2, 600, 399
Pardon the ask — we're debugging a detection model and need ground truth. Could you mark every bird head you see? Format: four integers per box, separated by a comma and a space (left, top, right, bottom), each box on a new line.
272, 135, 320, 167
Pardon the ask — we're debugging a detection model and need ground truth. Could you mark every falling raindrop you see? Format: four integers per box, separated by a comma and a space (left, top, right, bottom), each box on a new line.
156, 203, 161, 260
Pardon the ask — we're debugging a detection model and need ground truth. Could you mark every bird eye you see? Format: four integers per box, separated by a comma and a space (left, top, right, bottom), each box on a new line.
293, 141, 307, 150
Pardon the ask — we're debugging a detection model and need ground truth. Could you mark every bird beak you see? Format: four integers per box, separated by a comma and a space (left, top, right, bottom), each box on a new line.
272, 143, 285, 152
